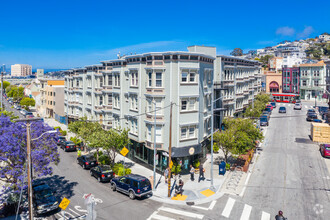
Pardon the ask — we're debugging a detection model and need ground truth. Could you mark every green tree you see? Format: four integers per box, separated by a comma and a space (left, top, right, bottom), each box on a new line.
230, 48, 243, 56
7, 86, 24, 101
0, 108, 19, 121
214, 118, 263, 163
103, 128, 130, 165
20, 97, 35, 108
259, 55, 274, 67
0, 81, 10, 90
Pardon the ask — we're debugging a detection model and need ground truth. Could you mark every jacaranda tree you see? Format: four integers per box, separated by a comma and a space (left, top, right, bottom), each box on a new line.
0, 115, 60, 202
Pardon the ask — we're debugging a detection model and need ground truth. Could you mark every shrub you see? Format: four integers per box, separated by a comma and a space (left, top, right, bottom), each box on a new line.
98, 154, 110, 165
171, 162, 181, 175
213, 143, 219, 153
226, 163, 230, 170
112, 163, 124, 175
60, 130, 67, 136
54, 126, 62, 131
70, 136, 82, 146
118, 167, 131, 176
193, 159, 200, 168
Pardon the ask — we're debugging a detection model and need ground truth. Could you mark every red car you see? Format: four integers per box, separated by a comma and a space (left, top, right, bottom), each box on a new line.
320, 144, 330, 158
266, 104, 273, 110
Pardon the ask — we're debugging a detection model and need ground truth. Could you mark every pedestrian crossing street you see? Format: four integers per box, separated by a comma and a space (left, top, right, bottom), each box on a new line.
147, 197, 271, 220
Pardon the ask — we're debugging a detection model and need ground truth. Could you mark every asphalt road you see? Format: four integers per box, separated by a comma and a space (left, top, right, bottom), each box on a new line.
236, 102, 330, 220
1, 96, 24, 118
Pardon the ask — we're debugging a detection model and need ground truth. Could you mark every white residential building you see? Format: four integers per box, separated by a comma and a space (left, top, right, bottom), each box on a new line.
64, 46, 263, 172
11, 64, 32, 77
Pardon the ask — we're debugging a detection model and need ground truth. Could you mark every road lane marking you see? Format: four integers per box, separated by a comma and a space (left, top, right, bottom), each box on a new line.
222, 197, 236, 218
240, 204, 252, 220
209, 200, 217, 210
158, 207, 204, 219
239, 172, 251, 197
261, 211, 271, 220
147, 211, 176, 220
192, 200, 217, 211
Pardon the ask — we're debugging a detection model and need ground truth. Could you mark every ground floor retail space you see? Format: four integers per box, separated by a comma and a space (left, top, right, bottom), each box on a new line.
126, 140, 209, 173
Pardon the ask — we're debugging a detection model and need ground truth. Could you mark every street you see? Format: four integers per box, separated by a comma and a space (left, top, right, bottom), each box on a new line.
3, 99, 330, 220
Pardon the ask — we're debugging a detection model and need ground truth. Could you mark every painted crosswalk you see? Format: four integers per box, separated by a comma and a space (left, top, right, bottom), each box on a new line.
220, 197, 271, 220
147, 197, 271, 220
147, 206, 204, 220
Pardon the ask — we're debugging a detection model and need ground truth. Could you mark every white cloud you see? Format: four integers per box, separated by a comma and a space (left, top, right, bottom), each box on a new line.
297, 26, 314, 39
276, 26, 295, 36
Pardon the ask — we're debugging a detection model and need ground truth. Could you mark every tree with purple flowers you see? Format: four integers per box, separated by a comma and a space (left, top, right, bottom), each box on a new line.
0, 115, 60, 202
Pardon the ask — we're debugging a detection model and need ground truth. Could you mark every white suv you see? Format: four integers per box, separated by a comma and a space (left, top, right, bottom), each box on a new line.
294, 103, 302, 110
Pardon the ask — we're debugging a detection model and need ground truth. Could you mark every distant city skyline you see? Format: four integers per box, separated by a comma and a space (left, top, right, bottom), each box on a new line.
1, 0, 329, 69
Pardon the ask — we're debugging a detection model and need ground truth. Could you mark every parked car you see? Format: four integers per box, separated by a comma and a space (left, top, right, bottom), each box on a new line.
262, 110, 271, 119
32, 182, 59, 215
294, 103, 302, 110
306, 113, 318, 121
25, 112, 34, 118
313, 119, 322, 123
265, 107, 272, 114
60, 141, 77, 152
320, 144, 330, 158
266, 104, 273, 110
16, 106, 21, 110
307, 109, 315, 115
259, 116, 269, 126
279, 106, 286, 113
270, 102, 276, 108
110, 174, 152, 200
77, 155, 98, 169
90, 165, 115, 182
20, 109, 28, 115
55, 136, 66, 146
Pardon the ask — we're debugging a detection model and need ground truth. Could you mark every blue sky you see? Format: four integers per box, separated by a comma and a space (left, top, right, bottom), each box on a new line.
1, 0, 329, 69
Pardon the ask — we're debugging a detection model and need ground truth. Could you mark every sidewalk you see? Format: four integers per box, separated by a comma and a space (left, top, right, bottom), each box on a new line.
43, 118, 227, 205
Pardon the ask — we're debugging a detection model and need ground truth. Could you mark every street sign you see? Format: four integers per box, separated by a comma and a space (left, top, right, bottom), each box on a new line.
120, 147, 129, 157
169, 160, 173, 169
59, 197, 70, 210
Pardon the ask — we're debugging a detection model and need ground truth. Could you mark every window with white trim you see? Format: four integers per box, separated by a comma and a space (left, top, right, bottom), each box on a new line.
156, 126, 162, 142
180, 125, 196, 140
114, 74, 120, 87
114, 95, 120, 108
131, 71, 138, 86
156, 72, 162, 87
108, 94, 112, 105
181, 70, 197, 83
181, 98, 197, 112
181, 72, 188, 82
108, 75, 112, 86
148, 72, 152, 87
99, 96, 103, 105
147, 125, 152, 141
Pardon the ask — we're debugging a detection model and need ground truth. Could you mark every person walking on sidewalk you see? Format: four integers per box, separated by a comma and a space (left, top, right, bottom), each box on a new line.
164, 167, 169, 184
198, 164, 205, 182
77, 149, 82, 158
190, 165, 195, 181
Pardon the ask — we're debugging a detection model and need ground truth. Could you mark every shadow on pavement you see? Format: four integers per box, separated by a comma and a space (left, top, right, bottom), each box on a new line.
34, 174, 78, 200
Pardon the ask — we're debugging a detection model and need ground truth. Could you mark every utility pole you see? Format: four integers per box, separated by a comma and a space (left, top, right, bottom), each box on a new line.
167, 102, 173, 197
14, 117, 43, 220
26, 121, 33, 220
153, 101, 157, 191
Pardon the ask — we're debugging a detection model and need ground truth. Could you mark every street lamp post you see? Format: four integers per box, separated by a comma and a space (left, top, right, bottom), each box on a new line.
1, 70, 3, 110
14, 117, 49, 220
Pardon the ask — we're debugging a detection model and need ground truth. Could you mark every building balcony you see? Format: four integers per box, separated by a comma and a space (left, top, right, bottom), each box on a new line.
102, 104, 112, 112
235, 106, 244, 112
223, 81, 235, 87
102, 123, 112, 130
94, 87, 103, 94
223, 100, 235, 105
236, 93, 244, 98
243, 90, 249, 95
223, 96, 234, 101
146, 87, 165, 95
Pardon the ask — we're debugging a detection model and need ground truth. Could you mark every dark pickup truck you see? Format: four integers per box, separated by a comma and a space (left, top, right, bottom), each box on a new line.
32, 183, 59, 215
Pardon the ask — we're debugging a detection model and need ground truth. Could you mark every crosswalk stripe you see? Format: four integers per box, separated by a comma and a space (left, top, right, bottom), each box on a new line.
261, 211, 271, 220
240, 204, 252, 220
148, 212, 176, 220
305, 105, 307, 109
158, 207, 204, 219
222, 197, 236, 218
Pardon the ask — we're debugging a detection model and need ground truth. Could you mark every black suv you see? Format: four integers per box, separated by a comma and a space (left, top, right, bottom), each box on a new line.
32, 183, 58, 215
60, 141, 77, 152
110, 174, 152, 200
77, 155, 98, 169
90, 165, 115, 182
307, 113, 318, 121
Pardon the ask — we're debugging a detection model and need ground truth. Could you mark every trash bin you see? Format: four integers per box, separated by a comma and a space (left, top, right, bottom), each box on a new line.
219, 161, 226, 175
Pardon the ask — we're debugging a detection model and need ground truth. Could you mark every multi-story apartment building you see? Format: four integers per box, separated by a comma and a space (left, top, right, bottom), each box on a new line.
300, 61, 327, 101
65, 50, 215, 172
64, 46, 263, 171
37, 79, 65, 118
11, 64, 32, 77
269, 57, 283, 73
216, 55, 262, 118
282, 67, 300, 94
